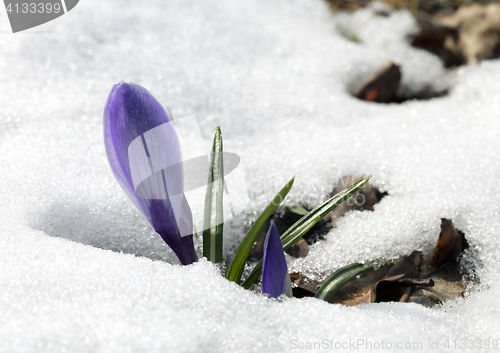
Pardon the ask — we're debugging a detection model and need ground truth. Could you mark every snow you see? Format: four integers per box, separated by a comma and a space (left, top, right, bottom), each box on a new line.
336, 2, 451, 97
0, 0, 499, 351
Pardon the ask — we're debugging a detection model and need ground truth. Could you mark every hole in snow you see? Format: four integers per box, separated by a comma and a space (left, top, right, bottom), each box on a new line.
349, 61, 450, 103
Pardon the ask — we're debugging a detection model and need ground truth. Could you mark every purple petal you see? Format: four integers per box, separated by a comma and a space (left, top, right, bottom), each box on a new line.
262, 221, 292, 298
104, 82, 197, 265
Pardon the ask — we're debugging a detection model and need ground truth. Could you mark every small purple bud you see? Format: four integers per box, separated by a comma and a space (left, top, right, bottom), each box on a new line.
262, 221, 293, 298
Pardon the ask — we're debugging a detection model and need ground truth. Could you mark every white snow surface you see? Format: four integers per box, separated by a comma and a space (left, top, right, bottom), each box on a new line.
0, 0, 499, 352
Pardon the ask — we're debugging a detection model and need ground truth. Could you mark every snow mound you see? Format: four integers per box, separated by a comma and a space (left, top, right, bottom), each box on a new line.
0, 0, 499, 351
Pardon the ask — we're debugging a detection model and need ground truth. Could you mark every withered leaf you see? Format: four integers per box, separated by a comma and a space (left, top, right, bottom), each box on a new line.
353, 61, 401, 103
430, 218, 469, 268
289, 219, 472, 308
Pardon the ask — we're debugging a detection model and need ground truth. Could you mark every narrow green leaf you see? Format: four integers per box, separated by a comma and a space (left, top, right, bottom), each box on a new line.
314, 257, 397, 302
288, 205, 309, 216
226, 177, 295, 284
203, 127, 224, 263
314, 262, 376, 302
242, 175, 372, 289
280, 175, 372, 250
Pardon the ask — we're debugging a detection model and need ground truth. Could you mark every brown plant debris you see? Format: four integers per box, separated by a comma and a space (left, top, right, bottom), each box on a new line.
430, 218, 469, 268
412, 20, 463, 68
374, 274, 434, 303
291, 218, 472, 308
353, 62, 401, 103
413, 3, 500, 66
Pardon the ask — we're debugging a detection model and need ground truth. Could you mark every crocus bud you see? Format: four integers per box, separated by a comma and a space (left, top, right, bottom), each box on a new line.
262, 221, 293, 298
104, 82, 197, 265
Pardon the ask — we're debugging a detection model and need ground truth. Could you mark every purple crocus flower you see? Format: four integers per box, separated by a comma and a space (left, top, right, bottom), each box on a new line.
104, 82, 197, 265
262, 221, 293, 298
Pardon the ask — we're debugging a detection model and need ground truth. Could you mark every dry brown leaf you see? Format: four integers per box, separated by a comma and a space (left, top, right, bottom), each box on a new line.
290, 272, 319, 298
291, 218, 472, 308
430, 218, 469, 268
353, 61, 401, 103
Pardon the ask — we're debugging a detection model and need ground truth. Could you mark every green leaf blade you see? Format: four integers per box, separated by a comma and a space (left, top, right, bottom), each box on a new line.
280, 175, 372, 250
242, 175, 372, 289
226, 177, 295, 284
203, 127, 224, 263
314, 262, 375, 302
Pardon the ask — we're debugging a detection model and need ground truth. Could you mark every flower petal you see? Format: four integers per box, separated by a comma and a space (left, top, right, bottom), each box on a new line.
262, 221, 292, 298
104, 82, 197, 265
